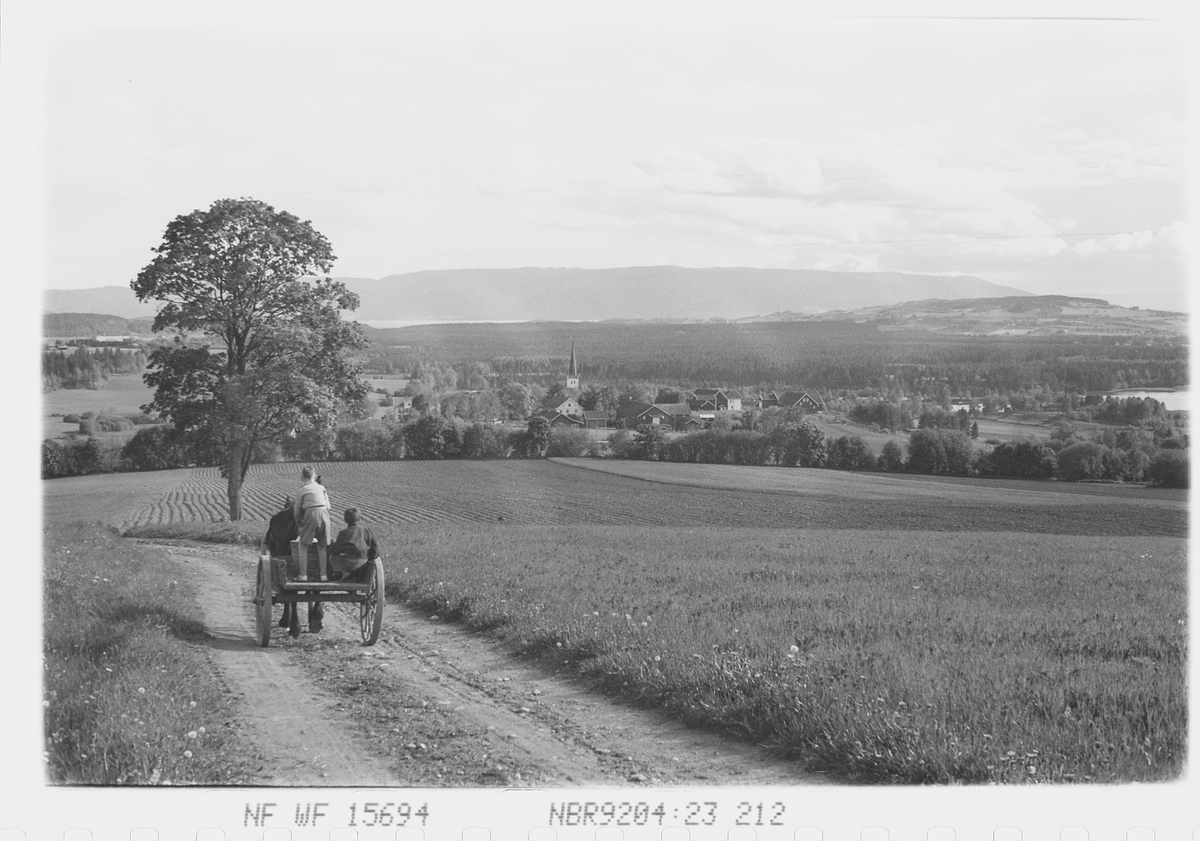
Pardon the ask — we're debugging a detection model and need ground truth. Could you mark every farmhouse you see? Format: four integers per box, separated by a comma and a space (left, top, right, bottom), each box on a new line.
616, 401, 694, 430
545, 411, 585, 428
539, 395, 585, 420
583, 410, 609, 429
757, 390, 826, 412
692, 388, 742, 411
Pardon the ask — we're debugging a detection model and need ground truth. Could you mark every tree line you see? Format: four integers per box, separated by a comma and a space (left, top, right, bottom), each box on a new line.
42, 347, 147, 391
45, 405, 1188, 490
605, 418, 1187, 488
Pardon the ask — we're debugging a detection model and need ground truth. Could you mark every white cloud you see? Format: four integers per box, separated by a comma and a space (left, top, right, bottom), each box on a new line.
1073, 222, 1186, 257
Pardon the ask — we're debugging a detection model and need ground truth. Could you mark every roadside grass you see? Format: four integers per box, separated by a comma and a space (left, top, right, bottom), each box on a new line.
123, 519, 264, 546
43, 522, 254, 785
376, 523, 1186, 784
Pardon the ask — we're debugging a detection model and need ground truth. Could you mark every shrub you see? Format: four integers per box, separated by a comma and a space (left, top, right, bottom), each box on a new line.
627, 423, 669, 461
461, 423, 510, 459
1057, 441, 1109, 482
978, 440, 1057, 479
878, 439, 904, 472
42, 439, 71, 478
827, 435, 876, 471
607, 429, 636, 459
906, 429, 972, 475
43, 436, 106, 478
1146, 449, 1188, 488
334, 420, 401, 461
849, 400, 912, 432
546, 426, 592, 458
80, 414, 134, 435
767, 420, 827, 468
122, 426, 196, 471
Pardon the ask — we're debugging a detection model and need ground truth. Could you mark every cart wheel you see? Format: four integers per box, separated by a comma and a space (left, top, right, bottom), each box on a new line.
255, 557, 272, 648
359, 558, 384, 646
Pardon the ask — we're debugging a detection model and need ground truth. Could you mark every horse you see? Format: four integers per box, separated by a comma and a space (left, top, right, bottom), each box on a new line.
261, 497, 324, 637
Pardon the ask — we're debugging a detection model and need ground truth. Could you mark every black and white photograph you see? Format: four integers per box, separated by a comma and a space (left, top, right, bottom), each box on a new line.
9, 0, 1195, 835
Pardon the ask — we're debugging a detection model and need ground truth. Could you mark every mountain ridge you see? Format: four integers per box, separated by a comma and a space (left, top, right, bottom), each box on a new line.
42, 294, 1186, 340
44, 266, 1029, 322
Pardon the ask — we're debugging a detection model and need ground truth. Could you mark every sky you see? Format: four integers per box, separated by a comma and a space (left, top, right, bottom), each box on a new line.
19, 5, 1196, 314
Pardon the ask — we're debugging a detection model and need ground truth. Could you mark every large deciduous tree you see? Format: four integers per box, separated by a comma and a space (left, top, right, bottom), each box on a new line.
133, 198, 369, 520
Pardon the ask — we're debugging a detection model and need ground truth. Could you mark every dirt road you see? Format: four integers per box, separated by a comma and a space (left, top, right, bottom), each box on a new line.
162, 541, 822, 787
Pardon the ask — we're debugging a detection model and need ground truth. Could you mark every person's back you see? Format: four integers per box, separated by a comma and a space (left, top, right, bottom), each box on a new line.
328, 507, 380, 581
294, 481, 327, 515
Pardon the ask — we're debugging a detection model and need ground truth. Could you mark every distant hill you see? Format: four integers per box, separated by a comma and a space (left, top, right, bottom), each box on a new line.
344, 266, 1029, 323
44, 267, 1029, 323
43, 287, 159, 319
44, 312, 156, 338
758, 295, 1187, 337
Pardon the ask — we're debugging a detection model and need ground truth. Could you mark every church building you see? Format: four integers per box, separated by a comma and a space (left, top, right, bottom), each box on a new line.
566, 341, 580, 391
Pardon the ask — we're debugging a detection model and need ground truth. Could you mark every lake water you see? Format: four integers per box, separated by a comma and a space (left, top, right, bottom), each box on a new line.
1105, 390, 1191, 411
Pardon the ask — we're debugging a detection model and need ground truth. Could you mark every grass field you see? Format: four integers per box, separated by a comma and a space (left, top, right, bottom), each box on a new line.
42, 374, 156, 441
52, 458, 1189, 783
383, 523, 1185, 783
43, 522, 254, 784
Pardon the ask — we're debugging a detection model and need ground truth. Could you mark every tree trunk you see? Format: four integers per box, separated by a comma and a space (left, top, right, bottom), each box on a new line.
226, 445, 245, 521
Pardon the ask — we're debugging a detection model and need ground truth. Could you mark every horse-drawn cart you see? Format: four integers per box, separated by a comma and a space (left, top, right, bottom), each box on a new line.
253, 539, 384, 647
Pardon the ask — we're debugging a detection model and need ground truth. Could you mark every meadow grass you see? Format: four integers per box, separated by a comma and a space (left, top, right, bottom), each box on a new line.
52, 461, 1187, 784
42, 374, 155, 441
374, 522, 1186, 784
43, 523, 253, 784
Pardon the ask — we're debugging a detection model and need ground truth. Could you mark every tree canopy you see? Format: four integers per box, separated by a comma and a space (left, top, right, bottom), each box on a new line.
133, 198, 368, 519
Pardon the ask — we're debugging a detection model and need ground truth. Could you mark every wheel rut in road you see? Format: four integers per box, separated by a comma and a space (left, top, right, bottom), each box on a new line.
167, 544, 400, 786
160, 541, 823, 787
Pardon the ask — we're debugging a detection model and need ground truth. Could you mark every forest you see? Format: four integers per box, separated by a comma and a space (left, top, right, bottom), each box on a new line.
42, 346, 147, 391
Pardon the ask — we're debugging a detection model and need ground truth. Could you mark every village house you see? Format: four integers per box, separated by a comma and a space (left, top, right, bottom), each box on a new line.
539, 394, 585, 420
616, 401, 694, 430
691, 388, 742, 411
544, 411, 585, 428
756, 390, 826, 412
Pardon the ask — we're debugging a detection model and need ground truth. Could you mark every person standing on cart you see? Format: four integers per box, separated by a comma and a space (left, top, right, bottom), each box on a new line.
293, 465, 331, 582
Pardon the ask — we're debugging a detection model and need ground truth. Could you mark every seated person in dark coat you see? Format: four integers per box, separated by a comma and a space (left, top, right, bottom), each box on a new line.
327, 507, 381, 583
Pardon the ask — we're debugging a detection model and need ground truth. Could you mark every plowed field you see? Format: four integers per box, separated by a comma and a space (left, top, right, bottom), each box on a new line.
116, 458, 1186, 537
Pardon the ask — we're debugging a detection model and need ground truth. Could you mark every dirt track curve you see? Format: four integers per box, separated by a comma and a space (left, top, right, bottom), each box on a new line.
162, 541, 822, 787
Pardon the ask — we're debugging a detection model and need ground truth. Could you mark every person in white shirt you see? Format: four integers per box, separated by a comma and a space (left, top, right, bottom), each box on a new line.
292, 465, 331, 582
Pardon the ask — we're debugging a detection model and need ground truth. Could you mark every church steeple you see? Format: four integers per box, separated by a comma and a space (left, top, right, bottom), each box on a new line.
566, 341, 580, 391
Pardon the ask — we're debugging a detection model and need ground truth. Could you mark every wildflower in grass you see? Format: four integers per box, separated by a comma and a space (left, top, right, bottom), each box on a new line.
186, 731, 198, 739
790, 644, 799, 653
138, 687, 146, 694
198, 727, 205, 734
183, 750, 193, 759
